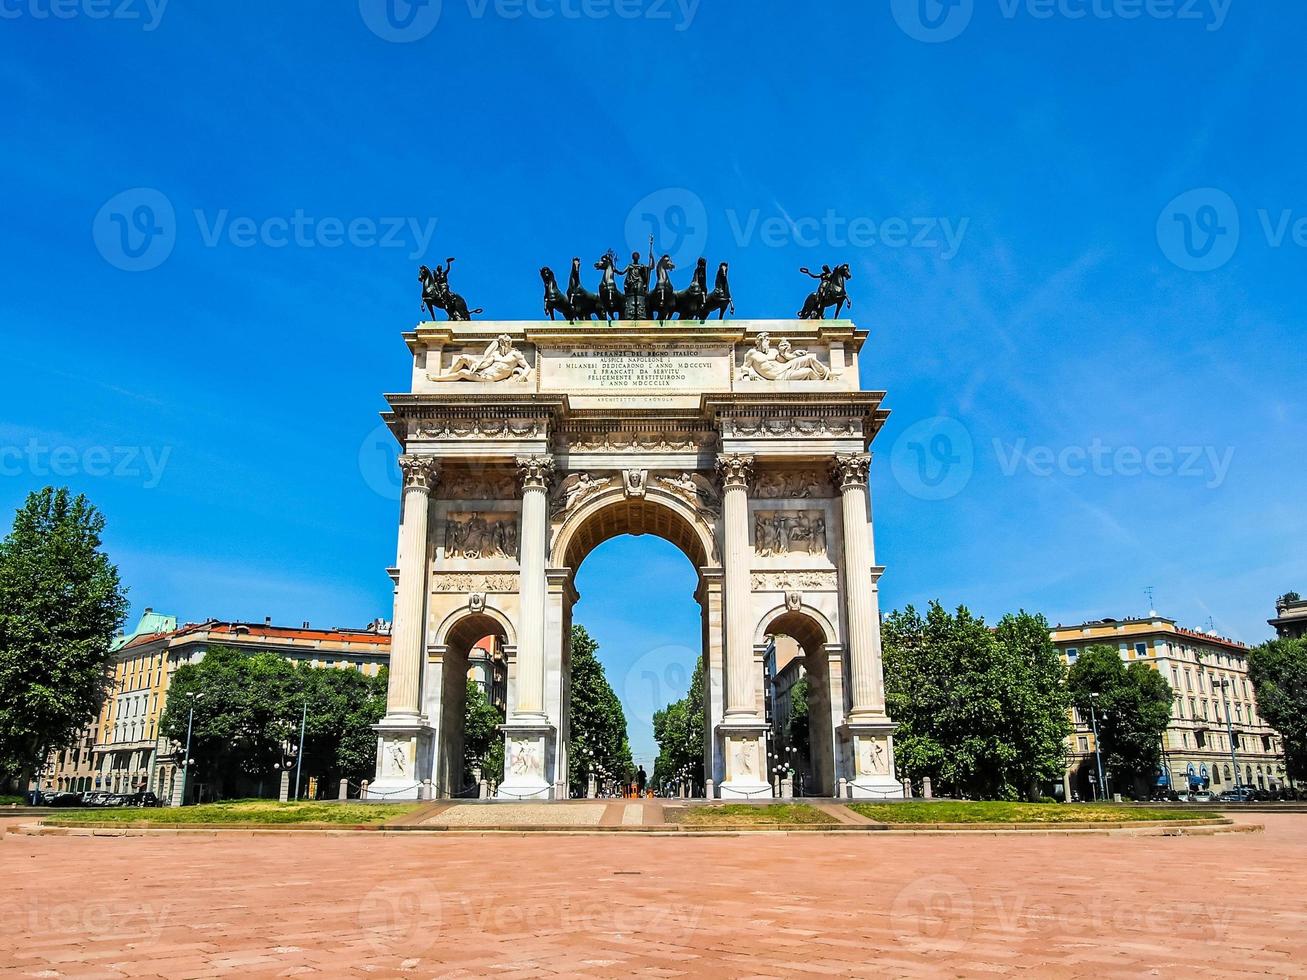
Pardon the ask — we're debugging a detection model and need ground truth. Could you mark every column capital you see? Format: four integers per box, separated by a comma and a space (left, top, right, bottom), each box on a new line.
515, 454, 556, 493
832, 452, 871, 491
399, 455, 441, 493
715, 452, 755, 490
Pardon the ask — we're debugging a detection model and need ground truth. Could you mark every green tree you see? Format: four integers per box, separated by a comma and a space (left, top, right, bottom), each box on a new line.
883, 603, 1072, 800
1067, 645, 1173, 796
297, 662, 388, 794
567, 625, 633, 796
463, 677, 505, 785
1248, 636, 1307, 782
0, 488, 129, 789
652, 658, 705, 791
160, 646, 387, 799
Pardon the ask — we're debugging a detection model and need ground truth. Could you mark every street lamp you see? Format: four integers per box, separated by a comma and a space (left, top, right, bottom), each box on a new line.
1210, 674, 1242, 793
1088, 693, 1109, 801
178, 691, 204, 806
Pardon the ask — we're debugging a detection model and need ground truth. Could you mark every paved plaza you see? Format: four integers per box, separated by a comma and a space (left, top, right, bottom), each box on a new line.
2, 812, 1304, 978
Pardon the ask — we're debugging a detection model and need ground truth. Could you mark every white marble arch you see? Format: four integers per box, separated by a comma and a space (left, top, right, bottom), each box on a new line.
369, 318, 901, 802
754, 604, 843, 796
548, 486, 719, 796
424, 607, 516, 798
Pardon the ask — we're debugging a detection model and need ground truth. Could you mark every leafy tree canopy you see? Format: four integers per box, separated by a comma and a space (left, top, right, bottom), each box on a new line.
652, 657, 704, 792
883, 603, 1072, 800
1067, 644, 1173, 793
567, 625, 633, 795
160, 646, 386, 798
1248, 636, 1307, 782
0, 488, 128, 785
463, 677, 504, 785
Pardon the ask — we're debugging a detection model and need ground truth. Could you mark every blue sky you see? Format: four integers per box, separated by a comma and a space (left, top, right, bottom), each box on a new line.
2, 2, 1303, 764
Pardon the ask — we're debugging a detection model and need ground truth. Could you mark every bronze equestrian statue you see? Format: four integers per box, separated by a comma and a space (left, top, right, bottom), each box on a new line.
798, 263, 852, 319
419, 258, 482, 321
540, 267, 577, 322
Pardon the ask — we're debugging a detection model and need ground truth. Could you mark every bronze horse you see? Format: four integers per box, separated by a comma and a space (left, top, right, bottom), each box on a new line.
594, 251, 624, 321
541, 267, 577, 322
647, 254, 678, 323
566, 257, 604, 321
699, 261, 734, 321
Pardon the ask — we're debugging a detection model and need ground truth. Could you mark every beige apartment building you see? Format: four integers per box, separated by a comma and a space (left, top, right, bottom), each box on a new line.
1051, 616, 1287, 799
40, 611, 391, 800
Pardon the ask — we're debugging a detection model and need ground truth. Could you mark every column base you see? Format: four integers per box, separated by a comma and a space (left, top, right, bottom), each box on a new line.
716, 719, 772, 800
839, 721, 903, 800
370, 717, 435, 802
497, 720, 555, 801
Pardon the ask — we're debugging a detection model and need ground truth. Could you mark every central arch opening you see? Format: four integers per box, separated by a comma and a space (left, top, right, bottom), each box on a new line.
558, 494, 713, 798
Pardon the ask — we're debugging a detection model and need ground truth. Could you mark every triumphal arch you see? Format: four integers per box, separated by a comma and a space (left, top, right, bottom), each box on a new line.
369, 317, 902, 801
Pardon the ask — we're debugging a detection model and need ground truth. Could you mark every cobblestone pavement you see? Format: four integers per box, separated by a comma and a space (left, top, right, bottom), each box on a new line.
1, 812, 1302, 978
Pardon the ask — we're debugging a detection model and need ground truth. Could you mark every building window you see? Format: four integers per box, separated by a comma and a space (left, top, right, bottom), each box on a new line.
1066, 648, 1078, 662
1078, 736, 1089, 753
1171, 667, 1180, 687
1135, 642, 1148, 657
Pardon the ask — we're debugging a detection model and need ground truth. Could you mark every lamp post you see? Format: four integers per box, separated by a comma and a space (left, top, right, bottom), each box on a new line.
178, 691, 204, 807
294, 698, 307, 801
1088, 693, 1108, 801
1210, 674, 1242, 792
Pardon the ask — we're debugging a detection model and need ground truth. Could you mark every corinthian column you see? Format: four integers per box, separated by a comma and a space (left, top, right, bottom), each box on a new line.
388, 455, 439, 719
514, 454, 554, 719
834, 452, 887, 721
716, 452, 756, 721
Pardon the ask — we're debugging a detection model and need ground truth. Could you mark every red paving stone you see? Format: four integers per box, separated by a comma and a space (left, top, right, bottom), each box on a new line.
0, 812, 1303, 978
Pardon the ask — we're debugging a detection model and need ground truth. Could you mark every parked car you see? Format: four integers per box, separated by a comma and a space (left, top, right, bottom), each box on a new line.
1218, 787, 1255, 803
1187, 790, 1213, 803
43, 792, 85, 808
122, 791, 161, 808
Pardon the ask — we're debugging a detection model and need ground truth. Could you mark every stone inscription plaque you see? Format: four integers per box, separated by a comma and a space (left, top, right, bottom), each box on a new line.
539, 346, 728, 392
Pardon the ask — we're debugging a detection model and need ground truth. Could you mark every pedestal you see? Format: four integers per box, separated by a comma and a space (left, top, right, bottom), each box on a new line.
497, 722, 554, 800
716, 721, 771, 799
369, 720, 435, 801
842, 722, 904, 800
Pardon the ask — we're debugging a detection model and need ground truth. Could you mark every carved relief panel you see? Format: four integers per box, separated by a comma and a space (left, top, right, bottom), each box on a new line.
753, 510, 828, 557
444, 513, 519, 559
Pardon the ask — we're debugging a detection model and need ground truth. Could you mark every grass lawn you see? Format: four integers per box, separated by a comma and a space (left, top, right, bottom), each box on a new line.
672, 803, 834, 826
45, 799, 420, 827
847, 801, 1213, 824
0, 794, 25, 806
